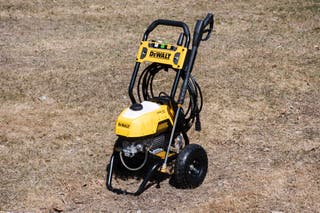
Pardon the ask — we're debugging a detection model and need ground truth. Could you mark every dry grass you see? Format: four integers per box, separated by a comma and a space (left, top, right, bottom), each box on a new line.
0, 0, 319, 212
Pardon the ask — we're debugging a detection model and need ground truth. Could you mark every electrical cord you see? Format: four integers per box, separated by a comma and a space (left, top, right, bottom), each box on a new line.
136, 63, 203, 132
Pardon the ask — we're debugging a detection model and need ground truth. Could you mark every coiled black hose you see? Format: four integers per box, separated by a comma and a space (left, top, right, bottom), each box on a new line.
136, 63, 203, 132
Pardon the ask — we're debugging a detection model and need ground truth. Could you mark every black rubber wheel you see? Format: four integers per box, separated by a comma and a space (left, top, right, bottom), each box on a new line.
174, 144, 208, 189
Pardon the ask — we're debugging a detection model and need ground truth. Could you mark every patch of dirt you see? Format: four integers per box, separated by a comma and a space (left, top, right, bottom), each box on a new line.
0, 0, 319, 212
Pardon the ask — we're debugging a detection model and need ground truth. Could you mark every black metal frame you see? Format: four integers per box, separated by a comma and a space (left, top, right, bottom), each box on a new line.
106, 154, 162, 195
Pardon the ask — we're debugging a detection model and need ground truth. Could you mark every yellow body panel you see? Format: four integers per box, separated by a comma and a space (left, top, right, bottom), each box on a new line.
136, 41, 187, 69
154, 151, 175, 159
115, 101, 174, 138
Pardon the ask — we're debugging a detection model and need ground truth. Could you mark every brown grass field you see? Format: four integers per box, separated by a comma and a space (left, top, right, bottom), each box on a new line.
1, 0, 319, 212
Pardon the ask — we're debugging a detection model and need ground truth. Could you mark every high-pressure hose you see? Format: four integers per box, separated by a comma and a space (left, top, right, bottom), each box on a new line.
136, 63, 203, 132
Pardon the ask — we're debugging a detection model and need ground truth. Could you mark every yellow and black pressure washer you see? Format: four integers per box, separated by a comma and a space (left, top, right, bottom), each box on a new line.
106, 13, 214, 195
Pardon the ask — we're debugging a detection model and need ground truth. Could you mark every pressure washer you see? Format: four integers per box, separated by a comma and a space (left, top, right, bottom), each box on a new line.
106, 13, 214, 195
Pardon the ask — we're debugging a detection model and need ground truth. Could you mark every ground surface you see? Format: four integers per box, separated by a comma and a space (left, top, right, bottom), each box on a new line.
0, 0, 319, 212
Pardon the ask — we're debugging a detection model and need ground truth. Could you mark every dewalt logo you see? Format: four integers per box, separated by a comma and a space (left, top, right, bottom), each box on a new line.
149, 51, 171, 60
118, 122, 130, 128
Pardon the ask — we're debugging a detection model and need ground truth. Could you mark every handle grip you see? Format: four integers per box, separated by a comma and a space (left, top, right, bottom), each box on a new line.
192, 13, 214, 47
201, 13, 214, 41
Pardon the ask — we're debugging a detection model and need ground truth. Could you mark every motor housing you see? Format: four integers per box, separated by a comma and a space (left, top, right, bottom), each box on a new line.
115, 101, 174, 138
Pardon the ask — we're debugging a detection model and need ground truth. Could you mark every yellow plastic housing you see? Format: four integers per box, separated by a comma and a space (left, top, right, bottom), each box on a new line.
115, 101, 174, 138
136, 41, 187, 69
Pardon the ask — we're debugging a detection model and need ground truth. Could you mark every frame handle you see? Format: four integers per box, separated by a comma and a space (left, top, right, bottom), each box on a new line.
142, 19, 191, 48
